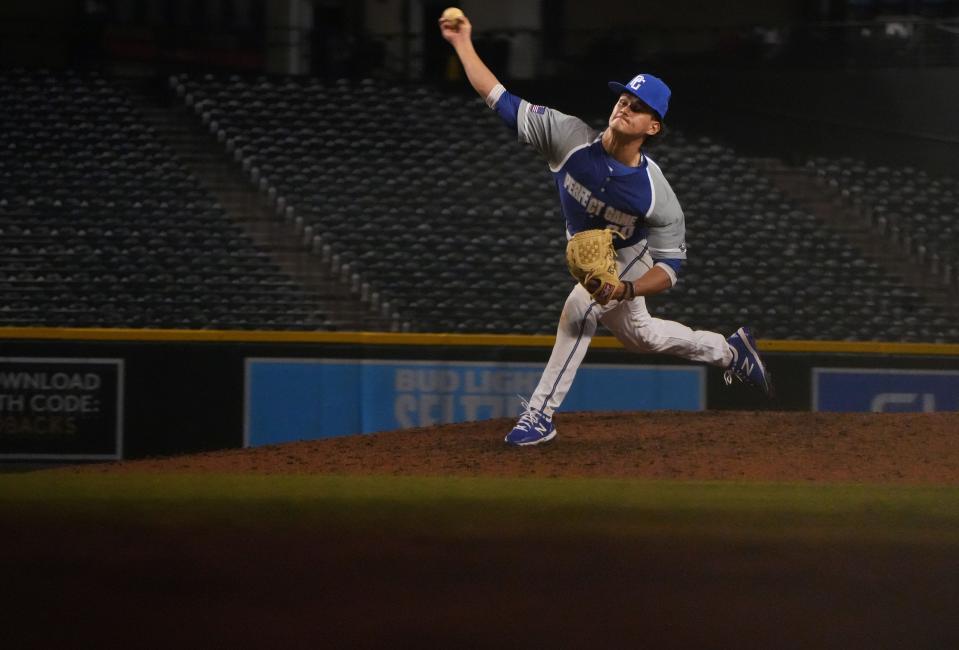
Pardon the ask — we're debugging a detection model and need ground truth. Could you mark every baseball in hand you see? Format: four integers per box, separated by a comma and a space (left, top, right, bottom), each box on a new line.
441, 7, 465, 25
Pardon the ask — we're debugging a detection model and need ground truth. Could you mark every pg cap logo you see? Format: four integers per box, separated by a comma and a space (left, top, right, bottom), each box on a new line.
628, 75, 646, 90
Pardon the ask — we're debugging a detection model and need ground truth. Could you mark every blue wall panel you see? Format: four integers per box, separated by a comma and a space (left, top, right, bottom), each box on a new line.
814, 368, 959, 412
245, 359, 705, 446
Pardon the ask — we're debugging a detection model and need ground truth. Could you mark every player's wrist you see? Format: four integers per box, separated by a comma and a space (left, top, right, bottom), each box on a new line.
613, 280, 635, 302
454, 43, 477, 63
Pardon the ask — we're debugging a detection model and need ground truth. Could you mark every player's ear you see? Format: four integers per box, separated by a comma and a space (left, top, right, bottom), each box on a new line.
646, 120, 662, 136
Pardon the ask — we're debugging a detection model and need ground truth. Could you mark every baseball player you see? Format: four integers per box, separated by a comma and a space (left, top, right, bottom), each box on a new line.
440, 11, 772, 446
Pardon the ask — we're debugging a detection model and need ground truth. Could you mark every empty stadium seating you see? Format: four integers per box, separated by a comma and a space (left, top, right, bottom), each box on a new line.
658, 141, 959, 342
2, 68, 952, 341
173, 74, 958, 342
0, 70, 334, 330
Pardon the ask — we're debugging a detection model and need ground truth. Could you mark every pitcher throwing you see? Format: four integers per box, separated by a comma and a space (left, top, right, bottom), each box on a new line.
439, 11, 773, 446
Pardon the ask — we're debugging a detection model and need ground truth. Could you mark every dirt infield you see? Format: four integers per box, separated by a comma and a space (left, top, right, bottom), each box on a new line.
77, 411, 959, 484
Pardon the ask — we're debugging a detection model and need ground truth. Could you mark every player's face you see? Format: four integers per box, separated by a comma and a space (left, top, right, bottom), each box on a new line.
609, 93, 661, 138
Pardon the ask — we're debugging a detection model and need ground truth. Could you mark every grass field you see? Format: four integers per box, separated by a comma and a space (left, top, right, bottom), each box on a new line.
4, 472, 959, 543
4, 471, 959, 648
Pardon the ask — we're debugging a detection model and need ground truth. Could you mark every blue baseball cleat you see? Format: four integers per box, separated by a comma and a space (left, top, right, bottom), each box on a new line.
724, 326, 774, 397
505, 400, 557, 446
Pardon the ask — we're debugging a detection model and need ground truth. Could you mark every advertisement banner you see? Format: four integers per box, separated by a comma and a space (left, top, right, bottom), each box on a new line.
0, 357, 124, 460
245, 359, 704, 446
813, 368, 959, 412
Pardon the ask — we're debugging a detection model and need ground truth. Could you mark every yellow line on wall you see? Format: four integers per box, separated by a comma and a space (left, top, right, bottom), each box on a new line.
0, 327, 554, 347
1, 327, 959, 356
758, 339, 959, 356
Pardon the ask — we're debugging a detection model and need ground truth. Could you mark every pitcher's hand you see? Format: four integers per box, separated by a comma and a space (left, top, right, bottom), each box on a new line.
439, 12, 472, 47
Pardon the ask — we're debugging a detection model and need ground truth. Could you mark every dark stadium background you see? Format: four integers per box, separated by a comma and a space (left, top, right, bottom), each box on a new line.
0, 0, 959, 334
1, 0, 958, 457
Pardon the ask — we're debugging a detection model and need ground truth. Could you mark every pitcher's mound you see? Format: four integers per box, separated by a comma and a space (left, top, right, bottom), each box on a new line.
72, 411, 959, 484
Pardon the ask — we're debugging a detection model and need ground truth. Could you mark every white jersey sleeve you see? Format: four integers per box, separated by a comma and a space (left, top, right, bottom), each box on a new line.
516, 101, 599, 172
644, 157, 687, 262
486, 84, 598, 171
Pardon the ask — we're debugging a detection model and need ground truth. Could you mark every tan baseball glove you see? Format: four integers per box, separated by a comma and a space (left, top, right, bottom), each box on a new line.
565, 228, 626, 305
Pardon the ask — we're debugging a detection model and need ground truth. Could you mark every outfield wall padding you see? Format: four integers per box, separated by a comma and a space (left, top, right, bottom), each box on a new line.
1, 330, 957, 460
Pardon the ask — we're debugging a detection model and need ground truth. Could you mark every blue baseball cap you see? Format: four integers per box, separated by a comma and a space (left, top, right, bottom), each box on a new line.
608, 73, 670, 120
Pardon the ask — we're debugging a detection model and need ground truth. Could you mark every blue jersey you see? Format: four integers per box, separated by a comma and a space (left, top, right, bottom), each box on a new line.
488, 86, 686, 281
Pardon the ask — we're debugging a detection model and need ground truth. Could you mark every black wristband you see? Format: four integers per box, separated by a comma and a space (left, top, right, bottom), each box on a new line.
622, 280, 635, 301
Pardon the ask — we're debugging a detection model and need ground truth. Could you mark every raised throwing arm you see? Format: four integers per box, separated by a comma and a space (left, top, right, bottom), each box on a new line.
439, 11, 500, 100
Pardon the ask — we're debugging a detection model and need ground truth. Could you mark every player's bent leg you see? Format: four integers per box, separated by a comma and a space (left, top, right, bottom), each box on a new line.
603, 297, 732, 366
604, 302, 774, 397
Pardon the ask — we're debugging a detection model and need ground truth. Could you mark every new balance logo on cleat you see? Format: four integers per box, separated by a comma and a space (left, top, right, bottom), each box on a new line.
505, 398, 557, 446
724, 326, 774, 397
